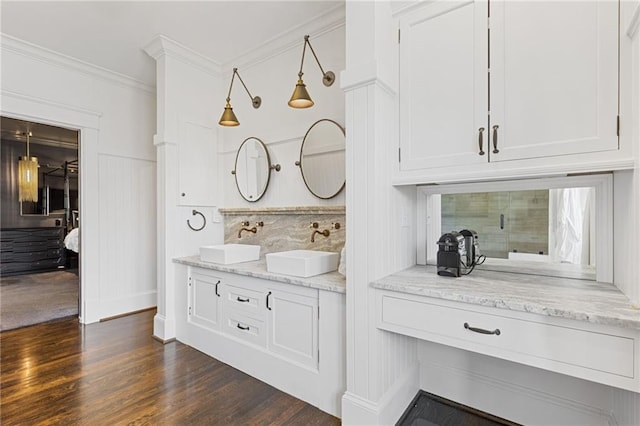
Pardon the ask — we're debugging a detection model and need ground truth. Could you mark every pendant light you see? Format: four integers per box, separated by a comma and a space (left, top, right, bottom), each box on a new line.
219, 68, 262, 127
288, 35, 335, 109
18, 131, 39, 202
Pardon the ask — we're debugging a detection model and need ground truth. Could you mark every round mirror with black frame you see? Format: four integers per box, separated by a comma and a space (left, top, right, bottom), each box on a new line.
232, 137, 280, 202
296, 119, 345, 199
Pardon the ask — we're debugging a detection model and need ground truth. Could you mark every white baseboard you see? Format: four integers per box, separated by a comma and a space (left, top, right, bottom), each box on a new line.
420, 353, 615, 426
342, 361, 420, 425
84, 291, 156, 325
153, 313, 176, 342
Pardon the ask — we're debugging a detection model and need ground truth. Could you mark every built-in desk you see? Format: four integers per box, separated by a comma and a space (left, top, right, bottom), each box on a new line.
371, 266, 640, 393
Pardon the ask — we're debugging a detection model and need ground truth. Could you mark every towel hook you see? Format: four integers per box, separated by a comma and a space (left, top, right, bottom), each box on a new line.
187, 209, 206, 231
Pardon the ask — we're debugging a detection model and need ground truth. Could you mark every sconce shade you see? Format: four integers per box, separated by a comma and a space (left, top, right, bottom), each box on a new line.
288, 35, 334, 109
218, 68, 260, 127
18, 156, 39, 202
219, 102, 240, 127
288, 79, 314, 108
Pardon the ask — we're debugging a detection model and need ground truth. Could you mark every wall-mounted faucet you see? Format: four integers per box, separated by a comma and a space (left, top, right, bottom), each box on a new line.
238, 221, 264, 239
310, 221, 340, 243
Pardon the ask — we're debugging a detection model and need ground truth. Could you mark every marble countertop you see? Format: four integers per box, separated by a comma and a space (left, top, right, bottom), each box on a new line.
174, 256, 346, 294
371, 265, 640, 330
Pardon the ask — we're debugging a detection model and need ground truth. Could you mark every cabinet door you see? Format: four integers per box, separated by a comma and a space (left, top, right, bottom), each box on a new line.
267, 289, 318, 368
178, 121, 217, 206
399, 1, 488, 171
490, 1, 618, 162
188, 270, 222, 331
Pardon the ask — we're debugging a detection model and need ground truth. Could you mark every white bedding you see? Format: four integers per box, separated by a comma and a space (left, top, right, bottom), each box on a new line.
64, 228, 79, 253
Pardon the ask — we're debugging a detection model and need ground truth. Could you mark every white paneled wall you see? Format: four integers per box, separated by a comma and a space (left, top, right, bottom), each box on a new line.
94, 155, 156, 317
220, 14, 345, 208
0, 35, 157, 324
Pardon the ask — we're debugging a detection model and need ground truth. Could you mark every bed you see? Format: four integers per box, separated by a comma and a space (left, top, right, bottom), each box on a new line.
64, 227, 79, 253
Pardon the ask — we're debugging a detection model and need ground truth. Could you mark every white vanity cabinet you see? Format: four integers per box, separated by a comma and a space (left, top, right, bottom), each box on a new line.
187, 269, 222, 331
398, 0, 621, 180
267, 287, 319, 369
178, 263, 345, 417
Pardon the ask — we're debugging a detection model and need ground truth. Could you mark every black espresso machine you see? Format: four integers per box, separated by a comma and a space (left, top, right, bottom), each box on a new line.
437, 229, 482, 277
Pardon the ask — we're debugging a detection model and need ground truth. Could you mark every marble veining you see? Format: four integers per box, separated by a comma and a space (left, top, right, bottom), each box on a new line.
174, 255, 346, 294
371, 265, 640, 329
221, 209, 345, 256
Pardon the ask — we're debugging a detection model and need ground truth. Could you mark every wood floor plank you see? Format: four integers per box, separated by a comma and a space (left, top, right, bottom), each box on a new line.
0, 310, 341, 425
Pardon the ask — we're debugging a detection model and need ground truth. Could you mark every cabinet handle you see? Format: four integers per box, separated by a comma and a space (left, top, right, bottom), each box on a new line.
492, 125, 500, 154
236, 297, 250, 303
237, 323, 250, 331
464, 322, 501, 335
266, 291, 272, 310
215, 280, 220, 297
478, 127, 485, 156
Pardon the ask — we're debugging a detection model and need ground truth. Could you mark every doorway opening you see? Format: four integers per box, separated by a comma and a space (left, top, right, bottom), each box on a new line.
0, 116, 80, 331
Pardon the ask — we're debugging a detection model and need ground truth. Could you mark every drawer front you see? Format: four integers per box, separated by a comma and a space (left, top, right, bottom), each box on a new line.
224, 284, 265, 319
379, 293, 635, 378
223, 309, 266, 348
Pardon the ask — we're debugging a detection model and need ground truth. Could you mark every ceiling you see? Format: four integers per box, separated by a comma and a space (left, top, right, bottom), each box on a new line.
1, 117, 78, 149
0, 1, 342, 87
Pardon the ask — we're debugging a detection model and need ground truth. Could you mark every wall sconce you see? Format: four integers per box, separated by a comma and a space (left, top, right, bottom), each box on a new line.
18, 131, 39, 202
219, 67, 262, 127
288, 35, 335, 109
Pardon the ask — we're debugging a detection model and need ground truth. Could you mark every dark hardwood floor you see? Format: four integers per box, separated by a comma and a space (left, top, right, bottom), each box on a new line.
0, 309, 341, 425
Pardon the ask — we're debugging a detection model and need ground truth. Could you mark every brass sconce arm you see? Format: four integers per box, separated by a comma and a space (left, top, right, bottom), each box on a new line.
289, 35, 334, 109
219, 67, 261, 127
297, 35, 335, 87
226, 68, 261, 109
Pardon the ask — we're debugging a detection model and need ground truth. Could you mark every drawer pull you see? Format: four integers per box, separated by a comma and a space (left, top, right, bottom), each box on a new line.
215, 280, 220, 297
237, 323, 250, 331
464, 322, 501, 336
266, 291, 272, 310
236, 297, 250, 303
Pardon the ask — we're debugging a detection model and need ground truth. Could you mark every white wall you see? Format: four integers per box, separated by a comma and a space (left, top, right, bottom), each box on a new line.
144, 36, 224, 341
219, 14, 345, 208
341, 2, 420, 424
0, 35, 157, 323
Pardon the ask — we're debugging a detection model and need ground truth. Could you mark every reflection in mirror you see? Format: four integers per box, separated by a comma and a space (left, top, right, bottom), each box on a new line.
233, 137, 275, 202
441, 188, 594, 265
20, 185, 49, 216
297, 119, 345, 199
419, 175, 613, 282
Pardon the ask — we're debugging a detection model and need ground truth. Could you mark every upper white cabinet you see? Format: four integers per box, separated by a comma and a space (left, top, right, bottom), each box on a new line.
178, 121, 217, 206
490, 1, 618, 162
399, 1, 488, 171
399, 0, 620, 179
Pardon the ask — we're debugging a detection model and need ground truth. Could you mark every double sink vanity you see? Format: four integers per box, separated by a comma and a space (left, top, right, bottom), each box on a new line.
173, 211, 346, 417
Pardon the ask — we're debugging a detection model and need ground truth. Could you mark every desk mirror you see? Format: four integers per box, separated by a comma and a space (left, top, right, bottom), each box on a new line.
296, 119, 345, 199
232, 137, 279, 202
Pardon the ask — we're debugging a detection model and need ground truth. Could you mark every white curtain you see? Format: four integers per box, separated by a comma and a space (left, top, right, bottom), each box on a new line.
549, 188, 593, 265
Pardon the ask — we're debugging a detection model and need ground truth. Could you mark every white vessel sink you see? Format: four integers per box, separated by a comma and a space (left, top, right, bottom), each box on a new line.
266, 250, 339, 278
199, 244, 260, 264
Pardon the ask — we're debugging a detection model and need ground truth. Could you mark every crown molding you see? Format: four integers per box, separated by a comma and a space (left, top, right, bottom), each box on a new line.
144, 34, 222, 77
0, 33, 155, 95
222, 4, 345, 73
